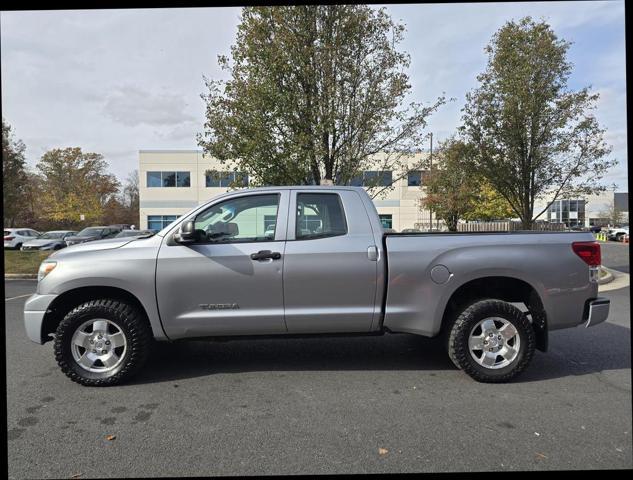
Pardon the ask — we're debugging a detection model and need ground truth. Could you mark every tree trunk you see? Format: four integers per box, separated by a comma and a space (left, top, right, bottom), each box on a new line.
447, 214, 458, 232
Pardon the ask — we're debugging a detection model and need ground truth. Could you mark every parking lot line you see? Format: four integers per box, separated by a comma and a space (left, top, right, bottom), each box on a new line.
4, 293, 33, 301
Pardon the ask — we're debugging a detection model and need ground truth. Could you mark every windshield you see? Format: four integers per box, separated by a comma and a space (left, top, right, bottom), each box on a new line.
77, 228, 104, 236
38, 232, 66, 239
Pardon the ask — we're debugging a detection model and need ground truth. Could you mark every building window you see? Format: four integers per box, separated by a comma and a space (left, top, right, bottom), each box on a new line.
379, 214, 393, 229
364, 171, 392, 187
407, 171, 421, 187
147, 215, 180, 231
349, 171, 393, 187
205, 171, 249, 188
147, 171, 162, 187
547, 199, 586, 227
147, 171, 191, 188
176, 171, 191, 187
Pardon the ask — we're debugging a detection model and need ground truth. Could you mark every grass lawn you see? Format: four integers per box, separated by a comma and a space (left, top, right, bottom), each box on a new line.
4, 250, 52, 275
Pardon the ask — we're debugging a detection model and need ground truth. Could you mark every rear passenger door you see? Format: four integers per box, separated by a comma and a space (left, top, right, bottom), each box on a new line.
282, 189, 380, 333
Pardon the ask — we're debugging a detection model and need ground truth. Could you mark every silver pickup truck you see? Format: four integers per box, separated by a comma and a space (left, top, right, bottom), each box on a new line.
24, 186, 609, 386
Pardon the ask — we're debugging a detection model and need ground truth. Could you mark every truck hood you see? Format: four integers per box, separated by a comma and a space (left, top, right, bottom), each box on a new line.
55, 237, 135, 254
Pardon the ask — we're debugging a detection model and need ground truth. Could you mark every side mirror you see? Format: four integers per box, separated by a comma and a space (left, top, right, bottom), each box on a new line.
174, 220, 198, 244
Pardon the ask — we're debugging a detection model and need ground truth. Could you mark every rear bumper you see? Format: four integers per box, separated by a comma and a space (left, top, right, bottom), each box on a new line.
585, 297, 610, 328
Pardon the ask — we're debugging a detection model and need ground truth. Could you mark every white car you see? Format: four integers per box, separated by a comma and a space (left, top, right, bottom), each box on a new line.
607, 226, 629, 241
4, 228, 41, 250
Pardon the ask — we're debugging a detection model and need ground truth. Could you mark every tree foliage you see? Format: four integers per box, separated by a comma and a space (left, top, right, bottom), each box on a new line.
198, 5, 444, 194
463, 182, 516, 222
2, 118, 29, 227
36, 147, 120, 227
460, 17, 615, 229
422, 138, 514, 231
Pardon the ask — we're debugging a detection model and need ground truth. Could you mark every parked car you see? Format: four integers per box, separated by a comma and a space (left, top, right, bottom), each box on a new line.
607, 226, 629, 241
115, 229, 156, 238
20, 230, 78, 251
4, 228, 41, 250
64, 226, 123, 246
24, 186, 609, 386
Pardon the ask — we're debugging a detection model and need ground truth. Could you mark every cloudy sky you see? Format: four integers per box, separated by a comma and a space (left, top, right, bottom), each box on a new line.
1, 1, 627, 189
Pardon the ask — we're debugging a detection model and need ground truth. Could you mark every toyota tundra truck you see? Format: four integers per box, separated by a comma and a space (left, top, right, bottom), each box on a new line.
24, 186, 610, 386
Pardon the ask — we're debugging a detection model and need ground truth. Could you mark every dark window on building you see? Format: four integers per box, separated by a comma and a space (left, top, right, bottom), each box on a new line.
206, 171, 248, 188
147, 215, 180, 231
349, 175, 363, 187
379, 214, 393, 229
162, 172, 176, 187
407, 171, 422, 187
176, 171, 191, 187
147, 171, 190, 188
147, 171, 162, 187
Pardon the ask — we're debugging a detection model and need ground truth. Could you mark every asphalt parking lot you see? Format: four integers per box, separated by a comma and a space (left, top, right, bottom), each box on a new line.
5, 245, 631, 477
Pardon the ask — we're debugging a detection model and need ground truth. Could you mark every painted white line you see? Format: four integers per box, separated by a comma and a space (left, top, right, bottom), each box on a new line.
4, 293, 33, 301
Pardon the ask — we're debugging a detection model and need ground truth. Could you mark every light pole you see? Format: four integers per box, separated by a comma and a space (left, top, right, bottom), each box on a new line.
428, 132, 433, 231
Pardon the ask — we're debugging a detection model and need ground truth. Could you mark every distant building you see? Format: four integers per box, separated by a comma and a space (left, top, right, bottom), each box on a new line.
138, 150, 440, 231
536, 190, 628, 228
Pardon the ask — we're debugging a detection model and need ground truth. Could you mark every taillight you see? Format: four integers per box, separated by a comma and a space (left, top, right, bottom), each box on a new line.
572, 241, 601, 267
4, 236, 14, 241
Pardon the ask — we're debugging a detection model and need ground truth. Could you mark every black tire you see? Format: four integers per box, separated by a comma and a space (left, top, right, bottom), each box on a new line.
54, 299, 153, 386
14, 243, 22, 250
447, 299, 535, 383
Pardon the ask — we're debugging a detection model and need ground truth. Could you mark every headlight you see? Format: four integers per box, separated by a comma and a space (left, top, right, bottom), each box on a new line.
38, 261, 57, 282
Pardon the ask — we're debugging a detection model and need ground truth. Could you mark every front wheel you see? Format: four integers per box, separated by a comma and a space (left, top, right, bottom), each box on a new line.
54, 299, 153, 386
447, 299, 535, 383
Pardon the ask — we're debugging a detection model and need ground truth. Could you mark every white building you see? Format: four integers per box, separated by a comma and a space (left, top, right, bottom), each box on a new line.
533, 190, 629, 228
138, 150, 439, 231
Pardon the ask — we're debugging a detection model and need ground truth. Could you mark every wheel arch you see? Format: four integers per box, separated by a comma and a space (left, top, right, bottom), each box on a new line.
41, 286, 152, 344
440, 276, 548, 352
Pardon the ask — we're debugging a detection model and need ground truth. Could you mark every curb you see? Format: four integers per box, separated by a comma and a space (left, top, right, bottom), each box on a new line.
599, 267, 630, 293
598, 266, 613, 285
4, 274, 37, 279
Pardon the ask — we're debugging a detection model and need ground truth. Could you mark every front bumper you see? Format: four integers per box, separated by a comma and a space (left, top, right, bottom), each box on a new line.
24, 293, 58, 344
585, 297, 610, 328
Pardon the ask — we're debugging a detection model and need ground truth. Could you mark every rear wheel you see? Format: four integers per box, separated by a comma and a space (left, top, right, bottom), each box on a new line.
447, 299, 535, 383
54, 299, 153, 386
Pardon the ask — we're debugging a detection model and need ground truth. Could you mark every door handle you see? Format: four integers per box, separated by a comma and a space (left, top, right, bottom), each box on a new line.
250, 250, 281, 261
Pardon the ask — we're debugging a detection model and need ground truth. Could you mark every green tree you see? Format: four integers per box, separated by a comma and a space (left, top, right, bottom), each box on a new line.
2, 118, 29, 227
198, 5, 444, 194
36, 147, 120, 227
422, 139, 475, 231
463, 182, 515, 222
461, 17, 615, 229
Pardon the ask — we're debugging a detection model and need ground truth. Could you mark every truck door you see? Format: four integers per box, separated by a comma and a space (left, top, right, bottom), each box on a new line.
282, 189, 380, 333
156, 191, 290, 338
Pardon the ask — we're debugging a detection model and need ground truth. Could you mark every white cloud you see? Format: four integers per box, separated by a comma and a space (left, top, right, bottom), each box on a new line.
1, 3, 626, 188
103, 85, 196, 127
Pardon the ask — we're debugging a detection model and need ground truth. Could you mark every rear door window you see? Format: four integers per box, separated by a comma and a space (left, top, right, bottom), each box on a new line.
295, 193, 347, 240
